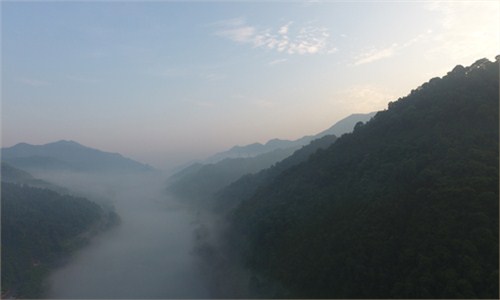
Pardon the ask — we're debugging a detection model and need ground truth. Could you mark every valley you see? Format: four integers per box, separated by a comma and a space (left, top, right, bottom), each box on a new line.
45, 173, 210, 299
2, 2, 499, 298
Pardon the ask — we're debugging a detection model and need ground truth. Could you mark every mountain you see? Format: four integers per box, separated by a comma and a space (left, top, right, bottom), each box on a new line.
1, 182, 119, 298
168, 112, 375, 203
228, 57, 499, 298
1, 164, 121, 298
167, 147, 300, 203
205, 112, 375, 163
316, 111, 377, 137
2, 140, 154, 173
214, 134, 338, 212
204, 137, 313, 164
1, 162, 69, 194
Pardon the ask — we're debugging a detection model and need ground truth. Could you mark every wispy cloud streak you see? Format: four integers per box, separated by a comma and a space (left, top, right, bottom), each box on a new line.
353, 31, 430, 66
354, 2, 499, 66
16, 77, 50, 87
269, 58, 288, 66
354, 44, 398, 66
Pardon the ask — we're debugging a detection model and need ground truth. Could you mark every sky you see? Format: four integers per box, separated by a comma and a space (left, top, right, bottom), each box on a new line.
2, 1, 499, 170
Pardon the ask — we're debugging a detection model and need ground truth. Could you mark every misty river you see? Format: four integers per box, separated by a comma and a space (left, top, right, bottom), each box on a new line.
41, 172, 210, 298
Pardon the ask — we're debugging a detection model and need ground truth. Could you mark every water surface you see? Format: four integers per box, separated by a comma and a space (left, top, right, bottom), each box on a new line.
46, 173, 209, 299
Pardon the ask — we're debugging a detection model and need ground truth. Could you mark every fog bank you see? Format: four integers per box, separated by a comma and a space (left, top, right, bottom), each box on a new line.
42, 172, 210, 298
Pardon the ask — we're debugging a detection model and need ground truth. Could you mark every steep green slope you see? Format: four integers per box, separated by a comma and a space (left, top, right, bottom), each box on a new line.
315, 111, 376, 138
2, 140, 154, 173
205, 112, 374, 163
167, 147, 299, 203
168, 112, 373, 204
1, 183, 118, 298
215, 134, 337, 212
231, 58, 499, 298
1, 162, 70, 194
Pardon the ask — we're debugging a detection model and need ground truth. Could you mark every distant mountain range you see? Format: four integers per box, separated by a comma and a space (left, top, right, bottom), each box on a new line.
204, 112, 375, 163
315, 112, 377, 137
227, 57, 499, 298
1, 162, 70, 194
167, 112, 374, 202
1, 140, 154, 173
167, 146, 302, 203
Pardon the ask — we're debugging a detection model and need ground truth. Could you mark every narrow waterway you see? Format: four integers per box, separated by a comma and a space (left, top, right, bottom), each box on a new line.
44, 172, 210, 299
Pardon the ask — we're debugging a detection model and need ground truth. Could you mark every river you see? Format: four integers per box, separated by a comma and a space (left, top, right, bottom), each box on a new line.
42, 172, 210, 299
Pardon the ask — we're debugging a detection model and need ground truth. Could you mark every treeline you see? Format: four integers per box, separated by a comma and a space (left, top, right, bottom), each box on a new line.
167, 147, 299, 204
215, 134, 338, 213
166, 113, 374, 206
1, 181, 119, 298
224, 57, 499, 298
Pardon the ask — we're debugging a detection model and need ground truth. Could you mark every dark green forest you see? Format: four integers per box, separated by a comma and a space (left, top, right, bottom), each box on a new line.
167, 112, 372, 206
215, 134, 338, 213
1, 182, 117, 298
167, 147, 299, 203
228, 58, 499, 298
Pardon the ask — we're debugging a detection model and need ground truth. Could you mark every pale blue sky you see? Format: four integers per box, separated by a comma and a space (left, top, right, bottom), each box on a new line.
2, 1, 499, 170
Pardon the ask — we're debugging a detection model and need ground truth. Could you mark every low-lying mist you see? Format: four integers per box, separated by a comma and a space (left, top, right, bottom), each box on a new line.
32, 171, 225, 298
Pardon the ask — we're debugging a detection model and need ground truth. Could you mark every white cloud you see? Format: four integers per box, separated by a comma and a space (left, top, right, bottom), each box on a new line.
16, 77, 50, 87
193, 100, 215, 108
278, 22, 292, 35
214, 19, 337, 55
255, 99, 275, 109
159, 68, 190, 78
353, 31, 431, 66
269, 58, 288, 66
216, 26, 256, 43
231, 93, 275, 109
204, 73, 226, 81
66, 75, 101, 84
301, 0, 324, 7
156, 67, 224, 82
354, 44, 398, 65
209, 17, 246, 27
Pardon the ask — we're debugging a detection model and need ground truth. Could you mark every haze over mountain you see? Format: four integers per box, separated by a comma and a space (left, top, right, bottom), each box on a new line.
167, 147, 299, 203
214, 134, 339, 213
227, 57, 499, 298
3, 2, 498, 171
315, 112, 377, 138
1, 166, 119, 298
2, 1, 499, 299
2, 140, 154, 173
168, 111, 374, 202
204, 112, 375, 164
1, 162, 70, 195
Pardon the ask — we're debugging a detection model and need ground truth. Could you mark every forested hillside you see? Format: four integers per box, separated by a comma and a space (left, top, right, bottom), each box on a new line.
205, 112, 374, 164
167, 147, 299, 203
215, 134, 337, 212
1, 182, 118, 298
168, 112, 374, 205
1, 162, 69, 194
2, 140, 154, 173
230, 58, 499, 298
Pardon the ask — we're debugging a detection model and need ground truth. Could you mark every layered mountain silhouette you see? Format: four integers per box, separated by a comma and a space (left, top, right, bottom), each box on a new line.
227, 57, 499, 298
1, 161, 120, 298
204, 112, 375, 163
2, 140, 154, 173
168, 112, 375, 202
167, 147, 300, 203
1, 162, 69, 194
